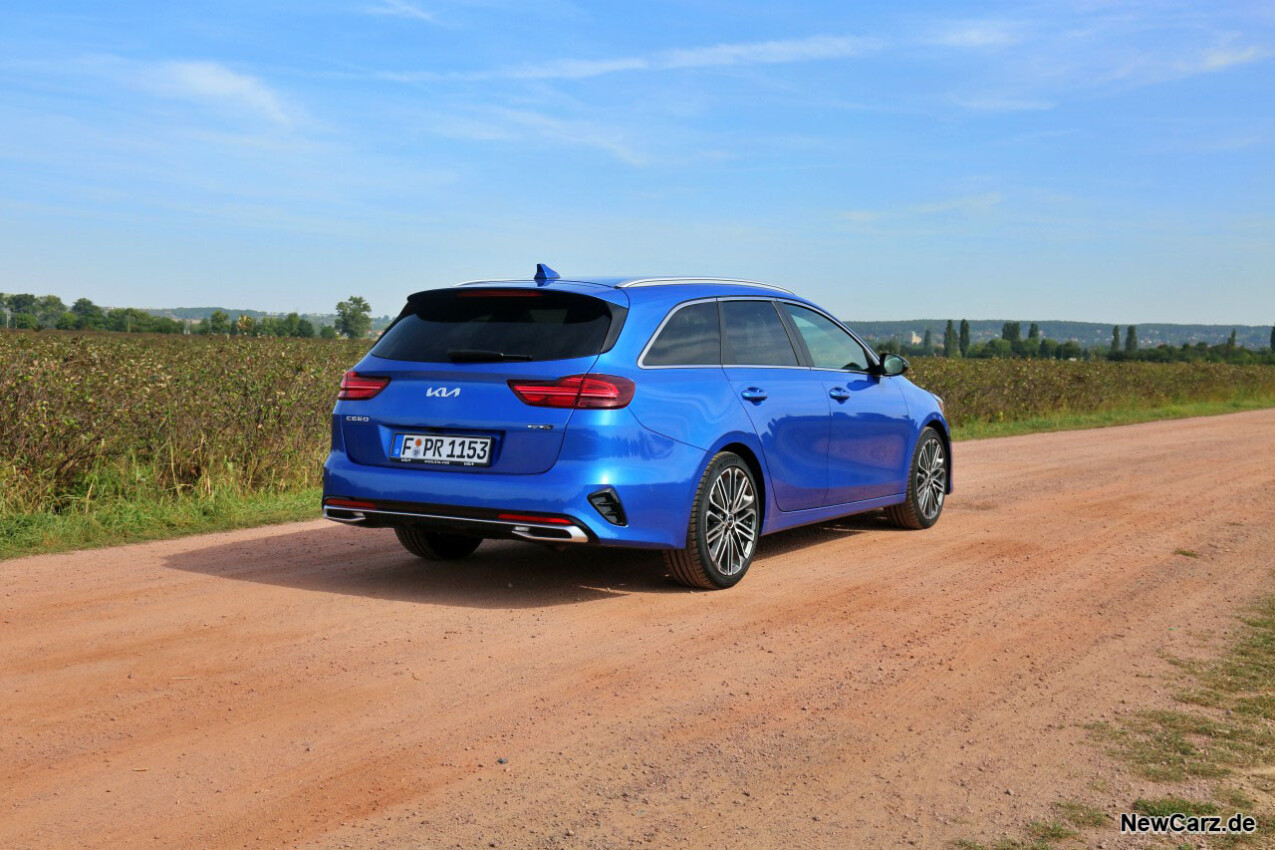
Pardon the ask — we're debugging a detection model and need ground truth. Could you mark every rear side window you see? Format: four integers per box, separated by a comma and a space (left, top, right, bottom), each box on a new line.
372, 289, 618, 363
643, 301, 721, 366
721, 300, 799, 367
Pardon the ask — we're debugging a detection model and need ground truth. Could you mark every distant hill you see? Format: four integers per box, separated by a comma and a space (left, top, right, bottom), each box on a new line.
142, 307, 395, 330
132, 307, 1269, 348
848, 320, 1272, 349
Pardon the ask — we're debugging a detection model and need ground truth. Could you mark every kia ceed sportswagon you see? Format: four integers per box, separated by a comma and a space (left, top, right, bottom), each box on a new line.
322, 264, 951, 589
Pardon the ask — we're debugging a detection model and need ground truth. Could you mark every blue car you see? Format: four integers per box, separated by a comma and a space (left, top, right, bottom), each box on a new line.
323, 265, 951, 589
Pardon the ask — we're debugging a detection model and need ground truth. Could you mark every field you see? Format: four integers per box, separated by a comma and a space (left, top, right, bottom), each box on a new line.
4, 330, 1275, 557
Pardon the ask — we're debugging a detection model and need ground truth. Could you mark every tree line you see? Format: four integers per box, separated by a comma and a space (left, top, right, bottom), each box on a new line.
876, 319, 1275, 364
0, 293, 376, 339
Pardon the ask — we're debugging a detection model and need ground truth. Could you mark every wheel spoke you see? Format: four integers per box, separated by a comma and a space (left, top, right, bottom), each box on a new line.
705, 465, 760, 577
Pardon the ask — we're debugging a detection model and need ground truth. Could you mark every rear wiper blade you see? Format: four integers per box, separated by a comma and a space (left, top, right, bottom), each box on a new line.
446, 349, 534, 363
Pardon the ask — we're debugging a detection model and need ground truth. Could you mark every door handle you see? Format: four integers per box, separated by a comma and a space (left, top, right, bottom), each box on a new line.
829, 387, 851, 402
740, 387, 768, 403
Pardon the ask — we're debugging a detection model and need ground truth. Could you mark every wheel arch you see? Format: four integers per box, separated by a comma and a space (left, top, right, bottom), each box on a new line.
715, 440, 768, 531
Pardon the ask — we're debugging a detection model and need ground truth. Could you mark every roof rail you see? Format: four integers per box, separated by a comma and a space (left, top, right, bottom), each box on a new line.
617, 277, 793, 294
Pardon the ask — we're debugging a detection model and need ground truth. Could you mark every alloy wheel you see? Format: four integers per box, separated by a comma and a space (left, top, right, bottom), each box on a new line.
915, 438, 947, 520
705, 466, 758, 576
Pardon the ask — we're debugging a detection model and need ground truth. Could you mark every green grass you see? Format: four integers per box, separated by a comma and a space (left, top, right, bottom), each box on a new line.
0, 486, 321, 561
1132, 796, 1221, 817
1051, 801, 1108, 829
1092, 594, 1275, 783
951, 396, 1275, 441
958, 590, 1275, 850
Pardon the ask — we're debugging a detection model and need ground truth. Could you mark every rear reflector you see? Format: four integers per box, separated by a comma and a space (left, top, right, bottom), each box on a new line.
338, 371, 389, 400
497, 513, 572, 525
325, 498, 377, 509
507, 374, 635, 409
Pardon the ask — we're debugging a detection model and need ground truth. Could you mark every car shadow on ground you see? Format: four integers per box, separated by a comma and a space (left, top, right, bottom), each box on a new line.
163, 511, 893, 609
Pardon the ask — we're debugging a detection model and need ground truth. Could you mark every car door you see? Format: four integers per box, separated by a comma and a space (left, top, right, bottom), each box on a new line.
720, 299, 829, 511
779, 302, 912, 505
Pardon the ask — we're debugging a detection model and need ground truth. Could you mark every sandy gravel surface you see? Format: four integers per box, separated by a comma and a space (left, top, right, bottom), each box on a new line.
3, 410, 1274, 848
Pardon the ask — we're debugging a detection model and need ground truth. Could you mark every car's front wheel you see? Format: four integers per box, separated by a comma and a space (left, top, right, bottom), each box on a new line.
664, 452, 760, 589
394, 527, 482, 560
884, 427, 948, 529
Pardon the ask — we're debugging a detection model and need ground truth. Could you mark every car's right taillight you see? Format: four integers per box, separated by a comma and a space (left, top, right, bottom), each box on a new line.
507, 374, 635, 409
338, 371, 389, 400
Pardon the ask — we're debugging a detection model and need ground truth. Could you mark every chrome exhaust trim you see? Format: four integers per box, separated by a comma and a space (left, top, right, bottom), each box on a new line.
323, 507, 368, 523
511, 524, 590, 544
322, 505, 589, 543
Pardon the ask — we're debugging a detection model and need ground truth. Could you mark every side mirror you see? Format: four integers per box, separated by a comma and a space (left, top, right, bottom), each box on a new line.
879, 353, 909, 377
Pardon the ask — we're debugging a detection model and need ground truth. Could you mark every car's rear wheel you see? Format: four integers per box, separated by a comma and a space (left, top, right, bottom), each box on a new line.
884, 427, 948, 530
664, 452, 759, 589
394, 527, 482, 560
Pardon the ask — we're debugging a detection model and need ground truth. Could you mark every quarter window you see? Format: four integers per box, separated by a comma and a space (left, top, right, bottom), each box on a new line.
721, 300, 799, 367
782, 304, 872, 371
643, 302, 721, 366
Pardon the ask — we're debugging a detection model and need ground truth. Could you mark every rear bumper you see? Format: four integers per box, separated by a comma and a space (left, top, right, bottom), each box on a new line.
322, 411, 705, 549
323, 500, 591, 544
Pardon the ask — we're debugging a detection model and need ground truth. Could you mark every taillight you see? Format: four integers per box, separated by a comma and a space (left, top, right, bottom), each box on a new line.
324, 497, 377, 509
338, 371, 389, 400
497, 513, 572, 525
507, 374, 635, 409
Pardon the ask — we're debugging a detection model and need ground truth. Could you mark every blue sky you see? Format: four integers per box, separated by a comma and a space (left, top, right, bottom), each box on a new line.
0, 1, 1271, 323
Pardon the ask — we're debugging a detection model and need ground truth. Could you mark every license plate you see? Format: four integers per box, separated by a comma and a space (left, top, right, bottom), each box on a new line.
392, 433, 493, 467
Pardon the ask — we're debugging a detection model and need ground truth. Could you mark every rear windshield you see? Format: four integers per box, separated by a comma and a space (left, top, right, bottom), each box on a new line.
371, 289, 619, 363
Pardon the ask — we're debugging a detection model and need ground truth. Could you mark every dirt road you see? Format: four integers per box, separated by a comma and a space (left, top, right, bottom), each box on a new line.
3, 410, 1273, 848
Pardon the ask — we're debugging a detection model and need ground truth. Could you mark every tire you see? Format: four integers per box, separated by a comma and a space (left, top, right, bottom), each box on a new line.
663, 452, 760, 589
884, 427, 948, 530
394, 527, 482, 560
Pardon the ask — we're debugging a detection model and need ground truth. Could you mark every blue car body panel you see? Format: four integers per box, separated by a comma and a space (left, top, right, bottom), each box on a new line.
322, 276, 951, 550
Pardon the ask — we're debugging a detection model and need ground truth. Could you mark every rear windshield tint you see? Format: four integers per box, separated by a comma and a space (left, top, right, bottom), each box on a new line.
372, 289, 618, 363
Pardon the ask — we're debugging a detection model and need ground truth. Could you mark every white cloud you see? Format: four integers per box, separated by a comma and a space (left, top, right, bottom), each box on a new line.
428, 108, 646, 164
926, 20, 1024, 48
380, 33, 878, 82
365, 0, 436, 23
1195, 45, 1267, 71
144, 61, 296, 126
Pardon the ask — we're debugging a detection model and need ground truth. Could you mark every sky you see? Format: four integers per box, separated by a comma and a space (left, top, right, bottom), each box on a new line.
0, 1, 1271, 323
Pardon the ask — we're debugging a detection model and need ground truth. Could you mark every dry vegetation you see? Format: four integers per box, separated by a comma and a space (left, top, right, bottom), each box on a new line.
2, 331, 1274, 547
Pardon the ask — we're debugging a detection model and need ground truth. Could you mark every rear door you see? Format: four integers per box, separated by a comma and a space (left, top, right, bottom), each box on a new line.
778, 302, 912, 504
338, 287, 625, 475
720, 299, 829, 511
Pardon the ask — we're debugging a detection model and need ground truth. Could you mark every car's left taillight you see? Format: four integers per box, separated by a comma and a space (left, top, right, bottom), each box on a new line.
507, 374, 635, 409
338, 370, 389, 400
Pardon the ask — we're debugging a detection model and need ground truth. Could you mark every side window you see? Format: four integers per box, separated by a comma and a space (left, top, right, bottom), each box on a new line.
782, 304, 872, 371
643, 301, 721, 366
721, 300, 799, 367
